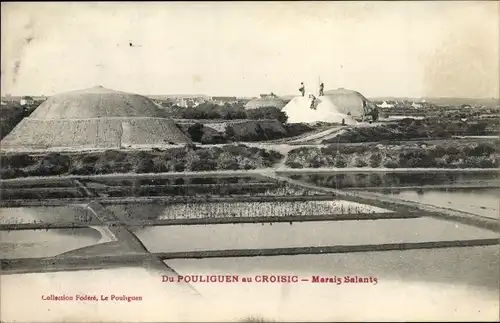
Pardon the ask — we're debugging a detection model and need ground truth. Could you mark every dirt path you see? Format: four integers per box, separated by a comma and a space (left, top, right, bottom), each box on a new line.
288, 126, 345, 144
319, 128, 347, 143
263, 126, 333, 144
2, 167, 498, 185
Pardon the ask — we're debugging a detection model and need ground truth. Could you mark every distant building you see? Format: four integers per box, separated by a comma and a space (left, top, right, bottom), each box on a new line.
411, 102, 422, 109
210, 96, 238, 106
193, 97, 206, 107
20, 96, 35, 106
178, 97, 206, 108
377, 101, 394, 108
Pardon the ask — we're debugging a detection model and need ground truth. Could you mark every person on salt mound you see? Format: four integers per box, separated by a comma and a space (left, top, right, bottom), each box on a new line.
319, 83, 324, 96
308, 93, 317, 110
299, 83, 305, 97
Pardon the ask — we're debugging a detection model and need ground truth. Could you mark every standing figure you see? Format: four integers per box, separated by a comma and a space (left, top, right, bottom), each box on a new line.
319, 83, 324, 96
309, 93, 317, 110
299, 82, 305, 97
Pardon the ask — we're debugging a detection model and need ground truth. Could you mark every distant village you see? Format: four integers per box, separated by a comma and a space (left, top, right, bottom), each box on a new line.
1, 92, 497, 122
147, 93, 285, 108
1, 94, 259, 108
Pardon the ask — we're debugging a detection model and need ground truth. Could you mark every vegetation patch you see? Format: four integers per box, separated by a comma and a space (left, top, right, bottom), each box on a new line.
323, 117, 499, 144
0, 103, 38, 140
177, 121, 315, 143
0, 145, 283, 179
166, 104, 288, 123
286, 141, 500, 169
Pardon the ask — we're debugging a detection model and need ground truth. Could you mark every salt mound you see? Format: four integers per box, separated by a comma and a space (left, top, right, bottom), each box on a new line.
30, 86, 166, 119
1, 86, 191, 150
324, 88, 374, 117
282, 96, 358, 125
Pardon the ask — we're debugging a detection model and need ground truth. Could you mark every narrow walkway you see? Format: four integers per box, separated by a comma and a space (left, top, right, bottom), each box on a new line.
64, 181, 201, 295
4, 167, 498, 185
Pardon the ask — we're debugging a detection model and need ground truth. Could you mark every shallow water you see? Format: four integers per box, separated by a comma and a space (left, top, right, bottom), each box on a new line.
0, 206, 113, 258
0, 228, 107, 258
0, 205, 95, 224
296, 172, 500, 189
1, 203, 498, 321
384, 188, 499, 219
132, 218, 497, 253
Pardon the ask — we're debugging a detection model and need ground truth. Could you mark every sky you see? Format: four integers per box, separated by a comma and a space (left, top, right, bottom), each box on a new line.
1, 1, 499, 98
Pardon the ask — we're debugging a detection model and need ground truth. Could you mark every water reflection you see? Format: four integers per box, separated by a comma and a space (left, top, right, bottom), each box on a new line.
294, 172, 500, 189
385, 188, 500, 219
132, 218, 497, 253
0, 227, 105, 258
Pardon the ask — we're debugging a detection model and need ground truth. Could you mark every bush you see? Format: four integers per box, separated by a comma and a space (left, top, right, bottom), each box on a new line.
467, 143, 497, 157
333, 155, 347, 168
37, 153, 71, 175
171, 161, 186, 172
100, 150, 128, 163
201, 128, 227, 144
320, 146, 339, 157
398, 150, 434, 168
191, 157, 217, 171
284, 123, 314, 137
187, 123, 204, 142
382, 158, 399, 168
339, 145, 371, 155
287, 161, 303, 169
1, 154, 36, 168
225, 126, 236, 139
369, 153, 382, 168
0, 167, 24, 179
354, 157, 368, 167
218, 159, 240, 170
134, 158, 155, 173
246, 106, 288, 123
69, 164, 96, 175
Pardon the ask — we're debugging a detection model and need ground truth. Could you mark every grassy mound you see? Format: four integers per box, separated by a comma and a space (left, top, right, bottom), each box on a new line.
0, 145, 283, 179
286, 141, 500, 169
